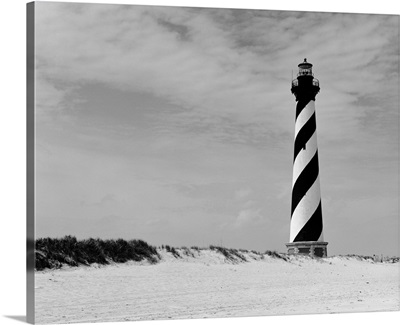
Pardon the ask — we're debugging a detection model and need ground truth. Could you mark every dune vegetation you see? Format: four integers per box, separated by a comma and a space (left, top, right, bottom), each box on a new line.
34, 236, 399, 271
35, 236, 160, 271
35, 236, 292, 271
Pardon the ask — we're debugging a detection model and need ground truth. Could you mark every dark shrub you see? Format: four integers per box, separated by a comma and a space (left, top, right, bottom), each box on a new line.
265, 250, 288, 261
35, 236, 160, 270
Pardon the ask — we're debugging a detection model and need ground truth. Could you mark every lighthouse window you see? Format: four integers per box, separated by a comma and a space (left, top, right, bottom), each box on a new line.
301, 69, 310, 75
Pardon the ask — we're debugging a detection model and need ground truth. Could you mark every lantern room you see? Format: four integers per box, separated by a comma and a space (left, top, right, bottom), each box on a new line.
291, 58, 320, 101
298, 58, 313, 76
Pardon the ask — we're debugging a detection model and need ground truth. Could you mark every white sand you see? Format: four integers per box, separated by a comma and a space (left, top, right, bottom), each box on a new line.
35, 250, 399, 324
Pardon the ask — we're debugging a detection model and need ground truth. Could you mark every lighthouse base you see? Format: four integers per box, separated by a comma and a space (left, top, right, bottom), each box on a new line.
286, 241, 328, 258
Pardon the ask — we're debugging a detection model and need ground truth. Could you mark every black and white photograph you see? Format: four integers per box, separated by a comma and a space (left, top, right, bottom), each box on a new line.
29, 0, 399, 323
2, 1, 400, 325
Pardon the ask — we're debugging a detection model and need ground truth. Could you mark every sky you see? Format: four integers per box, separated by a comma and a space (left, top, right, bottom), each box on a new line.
34, 1, 399, 256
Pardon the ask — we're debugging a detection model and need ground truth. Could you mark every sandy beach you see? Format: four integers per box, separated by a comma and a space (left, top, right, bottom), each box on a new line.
34, 249, 399, 324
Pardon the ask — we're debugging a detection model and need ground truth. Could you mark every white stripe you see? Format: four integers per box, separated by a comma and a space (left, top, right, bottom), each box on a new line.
295, 100, 315, 138
290, 176, 321, 242
292, 131, 318, 188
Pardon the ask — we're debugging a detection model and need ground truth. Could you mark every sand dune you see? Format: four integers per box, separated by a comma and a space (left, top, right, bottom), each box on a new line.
35, 249, 399, 324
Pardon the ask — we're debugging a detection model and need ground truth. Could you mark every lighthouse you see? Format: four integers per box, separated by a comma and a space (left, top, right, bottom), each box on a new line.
286, 59, 328, 258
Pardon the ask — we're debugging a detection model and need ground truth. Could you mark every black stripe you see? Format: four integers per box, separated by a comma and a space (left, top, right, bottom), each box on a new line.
295, 99, 312, 120
293, 201, 323, 242
291, 151, 319, 215
293, 112, 316, 162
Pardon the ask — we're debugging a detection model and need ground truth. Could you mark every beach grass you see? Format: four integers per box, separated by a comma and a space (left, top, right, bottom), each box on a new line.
35, 236, 160, 270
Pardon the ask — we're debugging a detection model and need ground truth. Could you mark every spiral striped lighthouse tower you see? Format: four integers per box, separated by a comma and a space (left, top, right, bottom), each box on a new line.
286, 59, 328, 258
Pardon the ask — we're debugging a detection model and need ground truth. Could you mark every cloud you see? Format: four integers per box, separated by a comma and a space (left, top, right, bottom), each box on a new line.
234, 208, 265, 228
234, 188, 253, 200
35, 4, 397, 151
